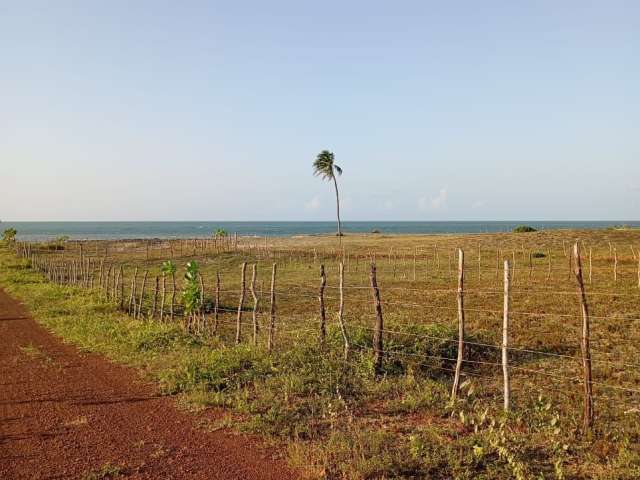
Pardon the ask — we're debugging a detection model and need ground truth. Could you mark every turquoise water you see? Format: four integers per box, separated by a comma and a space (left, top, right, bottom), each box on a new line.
2, 221, 638, 241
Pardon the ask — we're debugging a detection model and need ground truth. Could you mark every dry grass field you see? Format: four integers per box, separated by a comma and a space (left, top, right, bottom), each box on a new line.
4, 227, 640, 479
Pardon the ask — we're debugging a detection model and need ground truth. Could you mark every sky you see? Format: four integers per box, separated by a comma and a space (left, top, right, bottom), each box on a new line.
1, 1, 639, 221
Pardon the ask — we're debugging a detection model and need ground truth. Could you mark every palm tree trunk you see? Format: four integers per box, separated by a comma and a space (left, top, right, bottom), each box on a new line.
332, 175, 342, 240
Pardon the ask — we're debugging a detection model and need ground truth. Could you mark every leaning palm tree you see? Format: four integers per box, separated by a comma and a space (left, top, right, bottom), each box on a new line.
313, 150, 343, 238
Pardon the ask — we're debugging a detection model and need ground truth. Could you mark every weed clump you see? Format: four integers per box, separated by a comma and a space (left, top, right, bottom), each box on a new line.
513, 225, 537, 233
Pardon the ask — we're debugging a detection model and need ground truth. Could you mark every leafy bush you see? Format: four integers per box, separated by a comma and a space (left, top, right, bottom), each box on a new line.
513, 225, 537, 233
213, 228, 228, 237
161, 260, 176, 277
2, 228, 17, 243
181, 260, 201, 318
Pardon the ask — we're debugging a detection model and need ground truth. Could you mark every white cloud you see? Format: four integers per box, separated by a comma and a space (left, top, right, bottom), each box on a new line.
304, 196, 321, 210
419, 187, 448, 211
472, 200, 485, 209
384, 200, 394, 211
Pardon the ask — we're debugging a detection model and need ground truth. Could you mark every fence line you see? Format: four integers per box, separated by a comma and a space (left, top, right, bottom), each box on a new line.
14, 240, 640, 433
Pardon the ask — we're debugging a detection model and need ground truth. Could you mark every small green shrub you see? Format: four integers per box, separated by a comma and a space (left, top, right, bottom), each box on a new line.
513, 225, 537, 233
2, 228, 17, 243
181, 260, 201, 319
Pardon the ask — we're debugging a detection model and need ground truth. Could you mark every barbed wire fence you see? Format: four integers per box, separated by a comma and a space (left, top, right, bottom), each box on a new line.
12, 237, 640, 434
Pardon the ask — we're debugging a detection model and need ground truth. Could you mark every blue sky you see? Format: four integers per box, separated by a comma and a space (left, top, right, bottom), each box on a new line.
1, 1, 638, 221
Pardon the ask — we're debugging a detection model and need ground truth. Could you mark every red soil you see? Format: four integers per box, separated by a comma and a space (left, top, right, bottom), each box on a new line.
0, 288, 298, 479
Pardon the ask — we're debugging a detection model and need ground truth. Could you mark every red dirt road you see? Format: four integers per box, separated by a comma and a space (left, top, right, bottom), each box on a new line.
0, 288, 298, 479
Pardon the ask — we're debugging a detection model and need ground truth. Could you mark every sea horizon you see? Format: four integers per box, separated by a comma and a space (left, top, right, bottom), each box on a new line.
3, 220, 639, 241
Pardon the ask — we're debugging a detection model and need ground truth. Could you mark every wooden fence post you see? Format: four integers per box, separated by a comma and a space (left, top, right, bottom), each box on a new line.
319, 264, 327, 342
160, 273, 166, 320
589, 248, 593, 285
213, 272, 220, 333
268, 263, 277, 352
573, 243, 594, 432
370, 263, 384, 375
393, 252, 397, 279
118, 266, 124, 308
170, 270, 176, 321
111, 265, 117, 299
250, 264, 259, 345
502, 259, 510, 412
137, 270, 148, 319
152, 276, 159, 319
236, 262, 247, 344
105, 264, 113, 298
198, 273, 205, 333
98, 257, 105, 289
337, 262, 350, 360
128, 267, 138, 315
614, 248, 618, 283
451, 248, 465, 400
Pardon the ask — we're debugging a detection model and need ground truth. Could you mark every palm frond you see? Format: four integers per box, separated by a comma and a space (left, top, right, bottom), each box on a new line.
312, 150, 336, 180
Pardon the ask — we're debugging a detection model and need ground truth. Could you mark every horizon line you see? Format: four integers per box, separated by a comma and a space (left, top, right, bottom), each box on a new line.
3, 220, 639, 224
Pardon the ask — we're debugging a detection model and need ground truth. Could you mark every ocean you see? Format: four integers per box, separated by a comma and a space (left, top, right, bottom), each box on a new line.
2, 221, 638, 241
